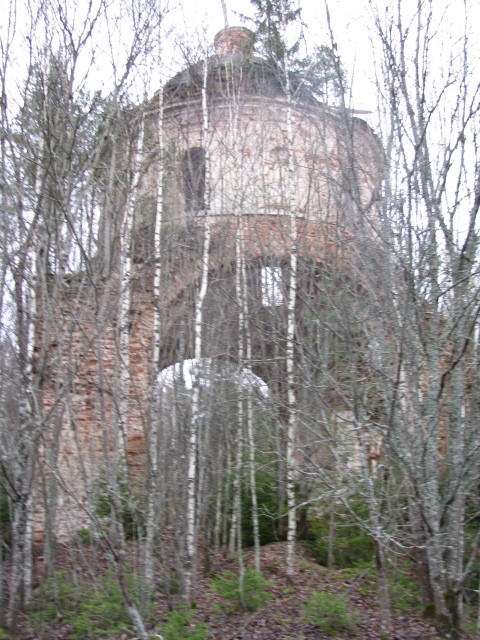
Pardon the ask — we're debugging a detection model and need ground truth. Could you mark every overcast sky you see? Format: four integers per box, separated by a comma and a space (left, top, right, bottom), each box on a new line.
4, 0, 478, 118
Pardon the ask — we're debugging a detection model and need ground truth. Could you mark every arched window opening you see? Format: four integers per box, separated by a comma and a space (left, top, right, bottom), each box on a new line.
245, 260, 287, 308
182, 147, 206, 212
158, 358, 268, 397
261, 265, 284, 307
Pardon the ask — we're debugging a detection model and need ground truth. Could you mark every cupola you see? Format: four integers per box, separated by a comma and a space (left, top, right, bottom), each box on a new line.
213, 26, 255, 57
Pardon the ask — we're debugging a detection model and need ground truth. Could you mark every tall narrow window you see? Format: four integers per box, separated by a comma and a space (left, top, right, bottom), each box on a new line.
261, 266, 284, 307
182, 147, 206, 212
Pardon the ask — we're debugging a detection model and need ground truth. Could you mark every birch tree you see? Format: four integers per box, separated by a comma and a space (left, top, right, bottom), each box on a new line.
184, 55, 211, 605
370, 3, 479, 635
144, 10, 165, 592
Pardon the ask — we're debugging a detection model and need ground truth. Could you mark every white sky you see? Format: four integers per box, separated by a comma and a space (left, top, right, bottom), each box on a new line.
5, 0, 478, 116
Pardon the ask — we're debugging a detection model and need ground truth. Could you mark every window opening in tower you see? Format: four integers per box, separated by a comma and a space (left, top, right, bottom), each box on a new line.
182, 147, 206, 212
261, 266, 284, 307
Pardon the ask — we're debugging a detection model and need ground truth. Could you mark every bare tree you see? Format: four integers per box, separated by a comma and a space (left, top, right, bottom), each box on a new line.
317, 1, 480, 637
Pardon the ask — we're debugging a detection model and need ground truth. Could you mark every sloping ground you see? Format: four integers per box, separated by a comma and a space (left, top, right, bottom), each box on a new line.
193, 542, 446, 640
18, 541, 476, 639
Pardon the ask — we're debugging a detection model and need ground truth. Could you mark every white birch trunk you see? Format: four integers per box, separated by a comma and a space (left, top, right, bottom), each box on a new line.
7, 124, 44, 630
117, 118, 152, 638
117, 117, 143, 475
7, 497, 30, 632
23, 495, 33, 607
145, 31, 165, 587
284, 37, 298, 581
92, 126, 149, 639
237, 222, 261, 570
230, 185, 246, 560
184, 57, 211, 604
243, 279, 261, 571
19, 247, 37, 610
213, 467, 223, 558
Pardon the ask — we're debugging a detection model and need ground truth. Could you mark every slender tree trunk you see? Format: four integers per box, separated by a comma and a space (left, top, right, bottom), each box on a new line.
117, 117, 141, 477
356, 420, 391, 637
327, 498, 336, 570
7, 209, 40, 632
184, 56, 211, 604
145, 8, 165, 589
245, 329, 261, 571
7, 493, 30, 632
284, 37, 298, 580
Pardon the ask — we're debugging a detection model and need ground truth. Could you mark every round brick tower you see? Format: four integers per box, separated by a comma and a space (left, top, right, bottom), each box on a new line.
40, 27, 383, 539
130, 26, 383, 384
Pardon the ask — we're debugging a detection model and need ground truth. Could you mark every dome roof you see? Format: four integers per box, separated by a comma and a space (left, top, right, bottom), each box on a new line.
164, 26, 317, 106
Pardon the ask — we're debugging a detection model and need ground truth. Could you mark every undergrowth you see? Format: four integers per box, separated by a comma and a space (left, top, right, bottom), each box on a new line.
305, 591, 354, 636
28, 570, 151, 639
159, 607, 209, 640
212, 567, 272, 612
307, 501, 374, 568
333, 561, 421, 612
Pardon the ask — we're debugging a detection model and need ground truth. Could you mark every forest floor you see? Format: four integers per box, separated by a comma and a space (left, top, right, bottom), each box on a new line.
17, 541, 478, 640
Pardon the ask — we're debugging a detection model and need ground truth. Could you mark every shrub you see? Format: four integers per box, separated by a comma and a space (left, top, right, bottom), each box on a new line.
162, 569, 181, 595
307, 500, 374, 568
241, 470, 285, 546
335, 559, 422, 613
212, 567, 272, 612
75, 527, 94, 546
28, 572, 82, 638
388, 566, 421, 612
95, 476, 145, 540
305, 591, 353, 636
69, 575, 132, 639
159, 607, 209, 640
28, 570, 150, 639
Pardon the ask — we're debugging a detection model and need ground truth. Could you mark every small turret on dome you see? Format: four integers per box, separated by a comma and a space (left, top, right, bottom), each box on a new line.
213, 26, 255, 57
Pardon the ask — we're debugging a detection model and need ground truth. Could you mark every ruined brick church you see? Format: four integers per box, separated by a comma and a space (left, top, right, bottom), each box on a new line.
40, 27, 382, 539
